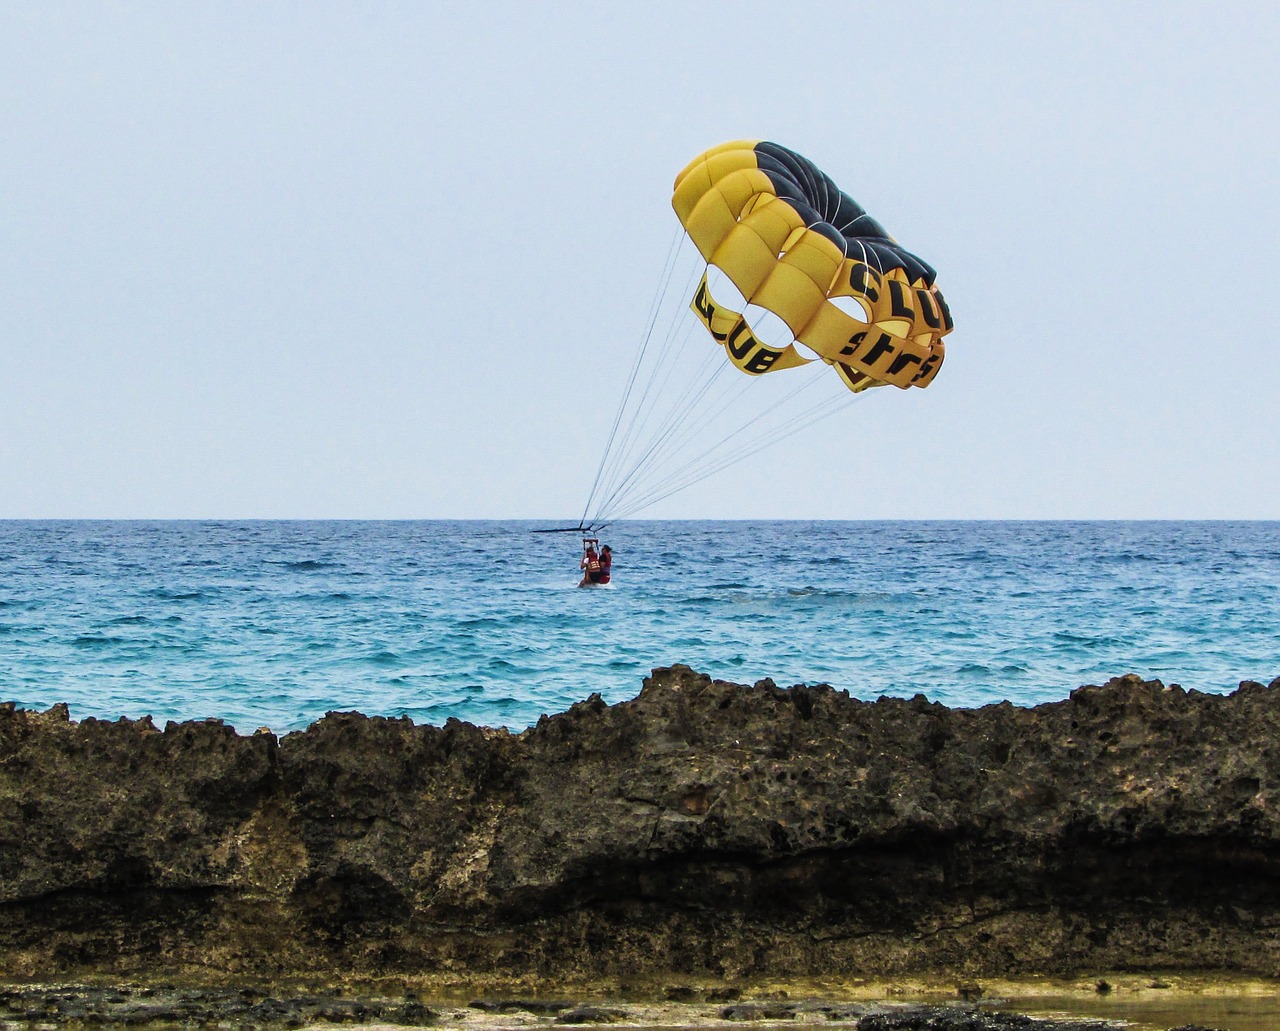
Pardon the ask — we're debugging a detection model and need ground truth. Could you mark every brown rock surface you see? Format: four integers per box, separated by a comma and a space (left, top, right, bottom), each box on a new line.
3, 666, 1280, 982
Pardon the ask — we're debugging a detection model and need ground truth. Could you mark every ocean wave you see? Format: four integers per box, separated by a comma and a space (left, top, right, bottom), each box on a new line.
786, 586, 867, 599
292, 591, 360, 602
784, 587, 910, 607
486, 658, 537, 675
453, 617, 506, 630
1052, 630, 1126, 647
1099, 551, 1164, 564
72, 634, 127, 647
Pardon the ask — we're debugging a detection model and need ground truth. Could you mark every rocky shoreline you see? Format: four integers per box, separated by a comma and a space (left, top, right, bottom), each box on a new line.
3, 666, 1280, 1018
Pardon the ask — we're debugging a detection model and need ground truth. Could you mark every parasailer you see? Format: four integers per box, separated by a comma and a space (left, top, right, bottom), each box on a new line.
578, 538, 612, 587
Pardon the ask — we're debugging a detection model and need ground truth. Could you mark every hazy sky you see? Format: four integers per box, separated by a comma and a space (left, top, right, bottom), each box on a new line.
3, 2, 1277, 519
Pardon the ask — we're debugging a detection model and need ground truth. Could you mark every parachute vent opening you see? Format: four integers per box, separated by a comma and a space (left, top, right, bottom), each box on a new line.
829, 294, 872, 323
705, 265, 747, 312
743, 304, 794, 350
792, 341, 822, 362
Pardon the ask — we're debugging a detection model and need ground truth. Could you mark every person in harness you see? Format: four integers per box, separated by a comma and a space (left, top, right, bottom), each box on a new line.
578, 539, 612, 587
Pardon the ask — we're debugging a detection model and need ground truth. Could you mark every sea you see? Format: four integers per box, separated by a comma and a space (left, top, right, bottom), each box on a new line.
0, 520, 1277, 733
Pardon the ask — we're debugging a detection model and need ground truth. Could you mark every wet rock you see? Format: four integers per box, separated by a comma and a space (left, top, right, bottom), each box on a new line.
854, 1011, 1108, 1029
4, 666, 1280, 982
554, 1005, 627, 1024
707, 987, 742, 1002
0, 986, 437, 1027
469, 999, 574, 1014
721, 1001, 798, 1020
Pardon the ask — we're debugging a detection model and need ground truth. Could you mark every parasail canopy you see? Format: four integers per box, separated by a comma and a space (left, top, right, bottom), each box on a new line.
673, 140, 952, 394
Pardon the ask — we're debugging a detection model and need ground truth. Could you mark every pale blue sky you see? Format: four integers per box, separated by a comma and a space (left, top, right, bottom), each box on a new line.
3, 2, 1277, 519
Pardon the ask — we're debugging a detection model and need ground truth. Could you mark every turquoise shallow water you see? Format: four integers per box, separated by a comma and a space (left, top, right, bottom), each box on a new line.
0, 520, 1277, 732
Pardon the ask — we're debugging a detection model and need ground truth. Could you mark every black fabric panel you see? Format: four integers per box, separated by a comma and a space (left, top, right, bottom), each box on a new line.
754, 141, 937, 286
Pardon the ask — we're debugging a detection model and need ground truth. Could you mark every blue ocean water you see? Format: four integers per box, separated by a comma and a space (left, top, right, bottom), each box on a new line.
0, 520, 1277, 732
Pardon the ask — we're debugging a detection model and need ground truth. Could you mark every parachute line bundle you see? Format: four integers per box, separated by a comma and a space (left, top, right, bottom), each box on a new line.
579, 141, 953, 530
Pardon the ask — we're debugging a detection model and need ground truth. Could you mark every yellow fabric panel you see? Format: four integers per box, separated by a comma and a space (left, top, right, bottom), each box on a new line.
672, 165, 713, 227
780, 230, 844, 296
689, 272, 813, 377
721, 319, 812, 375
739, 193, 769, 220
872, 332, 933, 388
752, 261, 826, 335
915, 284, 953, 333
876, 270, 918, 338
713, 168, 776, 223
672, 149, 764, 229
877, 317, 912, 340
690, 271, 729, 335
845, 329, 906, 383
736, 198, 805, 260
677, 163, 780, 266
672, 139, 760, 195
711, 232, 775, 301
694, 278, 742, 344
779, 226, 807, 254
685, 169, 781, 262
798, 302, 863, 362
913, 339, 945, 387
832, 362, 885, 394
830, 257, 892, 323
683, 188, 739, 262
703, 149, 764, 190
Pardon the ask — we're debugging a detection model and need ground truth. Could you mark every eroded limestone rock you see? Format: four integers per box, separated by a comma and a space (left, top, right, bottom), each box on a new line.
3, 666, 1280, 982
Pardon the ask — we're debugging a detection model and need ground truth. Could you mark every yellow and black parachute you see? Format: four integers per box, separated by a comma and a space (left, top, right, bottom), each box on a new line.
673, 140, 952, 393
571, 141, 953, 531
